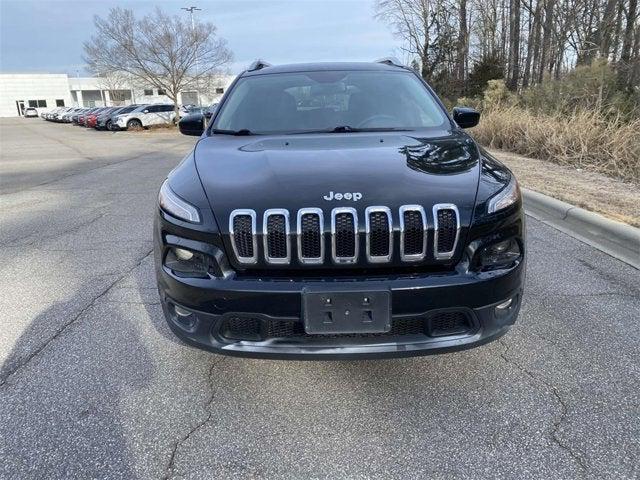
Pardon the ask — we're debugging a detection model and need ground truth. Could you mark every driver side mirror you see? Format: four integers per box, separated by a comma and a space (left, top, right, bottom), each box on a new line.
143, 109, 149, 114
452, 107, 480, 129
178, 113, 205, 136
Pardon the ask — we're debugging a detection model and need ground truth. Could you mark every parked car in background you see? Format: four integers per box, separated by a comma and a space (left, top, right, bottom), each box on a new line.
60, 108, 82, 123
85, 107, 112, 128
114, 104, 175, 130
78, 108, 100, 126
98, 104, 144, 131
71, 109, 86, 124
24, 107, 38, 118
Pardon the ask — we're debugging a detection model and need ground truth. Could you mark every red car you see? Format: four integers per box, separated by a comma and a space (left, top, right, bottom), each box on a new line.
85, 113, 98, 128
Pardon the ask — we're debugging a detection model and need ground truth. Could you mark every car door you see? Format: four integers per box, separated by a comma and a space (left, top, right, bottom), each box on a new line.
143, 105, 159, 126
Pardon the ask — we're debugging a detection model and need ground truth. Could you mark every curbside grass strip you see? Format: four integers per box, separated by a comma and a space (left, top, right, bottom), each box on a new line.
523, 188, 640, 269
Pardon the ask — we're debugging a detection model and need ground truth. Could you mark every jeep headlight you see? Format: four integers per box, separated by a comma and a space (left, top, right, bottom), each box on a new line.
158, 180, 201, 223
487, 176, 521, 214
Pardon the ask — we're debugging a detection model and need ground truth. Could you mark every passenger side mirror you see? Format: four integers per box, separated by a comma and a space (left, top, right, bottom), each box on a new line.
178, 113, 205, 136
452, 107, 480, 129
143, 109, 149, 114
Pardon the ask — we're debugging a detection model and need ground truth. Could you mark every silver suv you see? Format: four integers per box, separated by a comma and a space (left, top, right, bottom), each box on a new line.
114, 104, 176, 129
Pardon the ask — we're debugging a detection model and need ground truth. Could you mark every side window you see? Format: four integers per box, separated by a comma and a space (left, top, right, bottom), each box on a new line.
162, 105, 174, 112
145, 105, 159, 113
144, 89, 153, 96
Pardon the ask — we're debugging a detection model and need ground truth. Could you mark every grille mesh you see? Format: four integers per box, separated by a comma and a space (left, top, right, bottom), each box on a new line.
232, 215, 254, 258
403, 210, 424, 255
335, 212, 356, 258
369, 211, 390, 257
436, 209, 457, 253
266, 317, 425, 338
300, 213, 321, 258
427, 311, 470, 336
219, 311, 473, 341
266, 214, 287, 258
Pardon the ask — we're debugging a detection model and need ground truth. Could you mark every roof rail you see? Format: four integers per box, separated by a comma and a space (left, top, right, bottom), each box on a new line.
374, 57, 404, 68
247, 59, 272, 72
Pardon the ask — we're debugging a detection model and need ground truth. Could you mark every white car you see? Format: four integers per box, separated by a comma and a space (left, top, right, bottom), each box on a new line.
24, 107, 39, 118
114, 104, 176, 129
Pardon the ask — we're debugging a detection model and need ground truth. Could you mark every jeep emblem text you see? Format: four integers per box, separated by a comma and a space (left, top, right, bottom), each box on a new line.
323, 191, 362, 201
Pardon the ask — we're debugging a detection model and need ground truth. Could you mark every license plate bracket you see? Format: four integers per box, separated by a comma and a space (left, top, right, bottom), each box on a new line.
302, 287, 391, 334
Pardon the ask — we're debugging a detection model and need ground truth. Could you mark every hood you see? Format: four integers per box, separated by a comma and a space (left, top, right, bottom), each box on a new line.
194, 129, 481, 267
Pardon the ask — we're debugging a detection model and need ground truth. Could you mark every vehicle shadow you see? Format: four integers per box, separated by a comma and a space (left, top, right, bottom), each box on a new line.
0, 290, 154, 478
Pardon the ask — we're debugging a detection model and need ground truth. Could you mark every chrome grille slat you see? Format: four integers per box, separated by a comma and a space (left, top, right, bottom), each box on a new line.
229, 209, 257, 264
433, 204, 460, 260
399, 205, 427, 262
365, 206, 392, 263
263, 209, 290, 264
331, 207, 358, 264
297, 208, 324, 264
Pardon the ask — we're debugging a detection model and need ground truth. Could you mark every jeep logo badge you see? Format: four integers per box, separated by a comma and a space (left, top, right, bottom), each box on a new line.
323, 191, 362, 202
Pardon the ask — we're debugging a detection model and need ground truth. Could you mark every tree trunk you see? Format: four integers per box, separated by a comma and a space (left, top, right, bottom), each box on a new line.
523, 0, 542, 87
538, 0, 556, 83
598, 0, 619, 58
618, 0, 638, 90
456, 0, 468, 93
507, 0, 521, 90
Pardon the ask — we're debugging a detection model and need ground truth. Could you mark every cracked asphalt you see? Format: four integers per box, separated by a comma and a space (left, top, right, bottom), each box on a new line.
0, 118, 638, 479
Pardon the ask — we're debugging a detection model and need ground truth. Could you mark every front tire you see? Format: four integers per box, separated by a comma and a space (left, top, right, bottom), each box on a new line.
105, 120, 112, 130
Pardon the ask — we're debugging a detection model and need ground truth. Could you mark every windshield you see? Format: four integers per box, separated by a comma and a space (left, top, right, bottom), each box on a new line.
213, 70, 448, 134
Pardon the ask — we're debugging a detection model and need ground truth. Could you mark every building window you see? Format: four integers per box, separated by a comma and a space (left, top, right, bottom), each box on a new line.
157, 89, 166, 95
56, 99, 65, 107
28, 100, 47, 108
215, 87, 224, 94
144, 89, 153, 96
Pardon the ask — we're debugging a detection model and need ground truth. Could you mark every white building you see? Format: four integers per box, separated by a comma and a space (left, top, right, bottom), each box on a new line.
0, 73, 235, 117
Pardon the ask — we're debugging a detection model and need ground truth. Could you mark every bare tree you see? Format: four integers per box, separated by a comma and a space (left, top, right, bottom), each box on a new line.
94, 70, 133, 105
83, 7, 232, 119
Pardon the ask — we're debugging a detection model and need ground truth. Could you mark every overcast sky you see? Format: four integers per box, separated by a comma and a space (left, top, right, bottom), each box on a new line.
0, 0, 403, 76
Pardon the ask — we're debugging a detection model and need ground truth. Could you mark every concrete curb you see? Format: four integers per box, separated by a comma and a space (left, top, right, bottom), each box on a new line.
523, 188, 640, 269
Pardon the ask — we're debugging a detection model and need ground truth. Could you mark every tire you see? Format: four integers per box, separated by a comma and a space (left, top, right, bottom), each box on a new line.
105, 120, 112, 131
127, 119, 142, 129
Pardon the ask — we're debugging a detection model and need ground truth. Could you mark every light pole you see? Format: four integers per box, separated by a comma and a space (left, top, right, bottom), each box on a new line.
182, 6, 202, 107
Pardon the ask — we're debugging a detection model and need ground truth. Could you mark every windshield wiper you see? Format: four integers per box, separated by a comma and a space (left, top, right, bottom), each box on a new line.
292, 126, 414, 134
211, 128, 253, 136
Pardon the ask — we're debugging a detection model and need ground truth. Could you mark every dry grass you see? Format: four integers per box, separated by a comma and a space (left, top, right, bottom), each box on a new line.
488, 148, 640, 227
471, 106, 640, 183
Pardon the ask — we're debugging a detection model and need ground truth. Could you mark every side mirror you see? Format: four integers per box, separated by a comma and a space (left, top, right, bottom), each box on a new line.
178, 113, 205, 136
143, 109, 149, 114
452, 107, 480, 129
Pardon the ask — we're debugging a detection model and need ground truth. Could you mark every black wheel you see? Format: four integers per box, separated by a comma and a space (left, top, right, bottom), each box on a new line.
105, 120, 112, 130
127, 119, 142, 129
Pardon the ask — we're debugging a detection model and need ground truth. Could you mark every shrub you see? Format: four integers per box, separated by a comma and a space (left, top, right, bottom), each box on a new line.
470, 106, 640, 183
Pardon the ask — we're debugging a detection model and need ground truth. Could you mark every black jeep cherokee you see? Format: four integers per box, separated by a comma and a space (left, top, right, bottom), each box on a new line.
154, 60, 525, 359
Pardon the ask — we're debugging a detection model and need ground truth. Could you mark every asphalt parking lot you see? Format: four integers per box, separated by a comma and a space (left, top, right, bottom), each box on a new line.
0, 117, 638, 479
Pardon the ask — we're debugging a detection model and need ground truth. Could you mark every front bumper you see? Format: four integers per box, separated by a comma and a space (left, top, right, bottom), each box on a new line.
156, 244, 524, 360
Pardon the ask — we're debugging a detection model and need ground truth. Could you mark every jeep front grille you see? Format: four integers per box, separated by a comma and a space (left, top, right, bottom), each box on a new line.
297, 208, 324, 264
399, 205, 427, 261
229, 209, 257, 264
433, 204, 460, 260
228, 204, 459, 266
331, 208, 358, 263
365, 206, 392, 263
